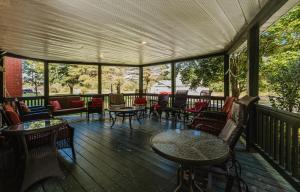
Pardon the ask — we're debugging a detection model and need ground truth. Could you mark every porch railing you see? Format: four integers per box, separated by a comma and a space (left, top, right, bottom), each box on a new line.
253, 104, 300, 188
4, 93, 225, 111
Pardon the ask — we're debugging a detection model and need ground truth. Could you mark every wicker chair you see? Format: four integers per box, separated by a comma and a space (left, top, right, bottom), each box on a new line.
17, 124, 63, 192
0, 104, 76, 160
109, 93, 126, 108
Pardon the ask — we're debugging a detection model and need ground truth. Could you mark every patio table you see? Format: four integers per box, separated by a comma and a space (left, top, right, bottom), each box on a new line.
151, 129, 230, 192
108, 106, 145, 129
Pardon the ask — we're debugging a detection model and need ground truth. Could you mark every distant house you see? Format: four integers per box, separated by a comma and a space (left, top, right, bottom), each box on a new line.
149, 75, 209, 95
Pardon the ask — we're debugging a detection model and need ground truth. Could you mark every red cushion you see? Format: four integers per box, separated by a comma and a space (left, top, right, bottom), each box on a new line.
6, 110, 21, 125
90, 98, 103, 108
4, 104, 15, 112
50, 100, 62, 111
152, 103, 161, 110
134, 97, 147, 105
70, 100, 84, 108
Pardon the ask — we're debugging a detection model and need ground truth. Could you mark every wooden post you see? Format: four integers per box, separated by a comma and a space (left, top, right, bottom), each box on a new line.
247, 24, 260, 150
44, 61, 49, 106
139, 66, 143, 97
0, 51, 4, 102
98, 64, 102, 94
171, 62, 175, 104
224, 54, 230, 97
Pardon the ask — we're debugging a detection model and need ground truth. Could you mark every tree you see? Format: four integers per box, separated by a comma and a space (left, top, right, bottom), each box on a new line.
23, 60, 44, 96
49, 64, 98, 94
267, 59, 300, 112
229, 49, 247, 97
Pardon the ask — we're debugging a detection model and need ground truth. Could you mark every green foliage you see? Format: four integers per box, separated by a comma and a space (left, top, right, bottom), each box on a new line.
23, 60, 44, 96
176, 56, 223, 91
143, 65, 171, 91
260, 5, 300, 112
49, 64, 98, 94
268, 59, 300, 112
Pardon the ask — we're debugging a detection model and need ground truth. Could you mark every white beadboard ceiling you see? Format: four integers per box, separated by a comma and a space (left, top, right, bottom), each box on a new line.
0, 0, 296, 65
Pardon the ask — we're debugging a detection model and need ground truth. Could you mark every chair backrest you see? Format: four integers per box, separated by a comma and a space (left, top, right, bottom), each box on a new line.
109, 93, 125, 105
221, 96, 236, 116
218, 101, 246, 150
200, 90, 212, 102
157, 94, 170, 108
173, 90, 188, 108
218, 95, 259, 150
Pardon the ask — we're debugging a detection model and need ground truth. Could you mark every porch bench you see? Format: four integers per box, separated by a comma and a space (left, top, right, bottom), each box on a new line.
48, 96, 86, 116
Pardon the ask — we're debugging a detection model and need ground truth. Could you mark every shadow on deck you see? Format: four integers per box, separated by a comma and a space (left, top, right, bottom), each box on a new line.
27, 114, 296, 192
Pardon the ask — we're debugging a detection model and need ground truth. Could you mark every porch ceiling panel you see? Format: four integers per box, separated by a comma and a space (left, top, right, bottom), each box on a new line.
0, 0, 279, 65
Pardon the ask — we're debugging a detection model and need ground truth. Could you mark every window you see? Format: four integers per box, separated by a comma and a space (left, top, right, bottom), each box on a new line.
4, 57, 44, 97
143, 64, 171, 94
175, 56, 224, 96
49, 63, 98, 95
102, 66, 139, 94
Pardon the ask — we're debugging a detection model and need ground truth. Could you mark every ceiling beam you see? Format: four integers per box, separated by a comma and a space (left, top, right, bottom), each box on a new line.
226, 0, 288, 54
141, 51, 226, 67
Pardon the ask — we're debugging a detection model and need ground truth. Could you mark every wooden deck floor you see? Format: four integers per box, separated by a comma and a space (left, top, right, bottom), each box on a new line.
26, 115, 296, 192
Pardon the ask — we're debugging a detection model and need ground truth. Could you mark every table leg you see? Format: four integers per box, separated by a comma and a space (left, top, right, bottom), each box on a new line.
174, 166, 183, 192
129, 115, 132, 129
136, 112, 142, 124
109, 111, 116, 128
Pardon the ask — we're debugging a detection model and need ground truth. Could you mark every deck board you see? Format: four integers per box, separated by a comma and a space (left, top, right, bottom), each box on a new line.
26, 115, 296, 192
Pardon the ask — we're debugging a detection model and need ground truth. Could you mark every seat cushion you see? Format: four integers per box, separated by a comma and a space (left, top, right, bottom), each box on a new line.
134, 97, 147, 105
218, 119, 237, 144
70, 100, 84, 108
90, 98, 103, 108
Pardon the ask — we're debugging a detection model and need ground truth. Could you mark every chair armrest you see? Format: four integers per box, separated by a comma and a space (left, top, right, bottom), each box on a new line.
200, 111, 227, 120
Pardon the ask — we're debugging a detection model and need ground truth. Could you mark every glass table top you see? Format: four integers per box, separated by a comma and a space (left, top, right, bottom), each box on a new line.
151, 129, 230, 165
108, 106, 145, 112
4, 118, 65, 133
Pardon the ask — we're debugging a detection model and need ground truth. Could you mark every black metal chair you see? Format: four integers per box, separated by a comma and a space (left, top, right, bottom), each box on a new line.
165, 90, 188, 121
149, 94, 170, 120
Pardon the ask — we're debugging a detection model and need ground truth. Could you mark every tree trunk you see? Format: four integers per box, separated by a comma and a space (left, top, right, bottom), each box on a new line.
69, 85, 74, 94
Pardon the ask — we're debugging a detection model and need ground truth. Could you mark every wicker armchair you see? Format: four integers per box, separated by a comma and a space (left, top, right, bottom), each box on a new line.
17, 124, 63, 192
109, 93, 126, 108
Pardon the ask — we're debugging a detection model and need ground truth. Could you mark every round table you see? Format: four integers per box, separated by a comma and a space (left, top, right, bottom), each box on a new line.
151, 129, 230, 192
2, 118, 66, 192
108, 106, 145, 129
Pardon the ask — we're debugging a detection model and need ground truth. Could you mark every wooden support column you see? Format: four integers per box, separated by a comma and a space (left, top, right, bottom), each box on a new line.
246, 24, 260, 150
139, 66, 143, 97
98, 64, 102, 94
248, 25, 260, 97
44, 61, 49, 106
224, 54, 230, 97
171, 62, 175, 104
0, 52, 4, 102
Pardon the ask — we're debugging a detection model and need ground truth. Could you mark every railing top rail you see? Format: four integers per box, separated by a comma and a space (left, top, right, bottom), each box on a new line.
255, 103, 300, 123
